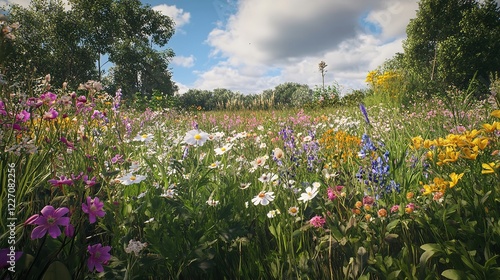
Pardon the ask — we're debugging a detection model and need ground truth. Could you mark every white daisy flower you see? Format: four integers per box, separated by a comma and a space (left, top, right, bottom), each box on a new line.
251, 191, 275, 206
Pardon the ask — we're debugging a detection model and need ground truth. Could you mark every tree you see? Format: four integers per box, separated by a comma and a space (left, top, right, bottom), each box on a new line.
6, 0, 97, 88
403, 0, 500, 96
3, 0, 177, 96
318, 61, 327, 91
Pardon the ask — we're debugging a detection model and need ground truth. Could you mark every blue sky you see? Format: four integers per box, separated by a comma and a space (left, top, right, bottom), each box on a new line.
2, 0, 424, 94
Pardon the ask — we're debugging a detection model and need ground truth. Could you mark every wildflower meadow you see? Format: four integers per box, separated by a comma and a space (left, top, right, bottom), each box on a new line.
1, 74, 500, 280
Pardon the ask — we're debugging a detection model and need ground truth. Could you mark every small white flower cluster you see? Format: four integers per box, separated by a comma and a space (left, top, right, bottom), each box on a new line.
124, 239, 147, 256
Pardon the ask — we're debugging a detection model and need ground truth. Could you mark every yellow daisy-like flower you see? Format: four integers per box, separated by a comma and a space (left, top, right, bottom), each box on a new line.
482, 162, 497, 174
491, 110, 500, 118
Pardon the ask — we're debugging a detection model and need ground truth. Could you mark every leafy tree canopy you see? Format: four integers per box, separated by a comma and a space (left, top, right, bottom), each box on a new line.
3, 0, 177, 96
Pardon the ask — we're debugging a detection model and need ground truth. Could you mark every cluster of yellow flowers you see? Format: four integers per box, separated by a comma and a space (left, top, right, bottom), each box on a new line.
365, 70, 402, 98
410, 129, 489, 165
414, 110, 500, 196
318, 129, 361, 168
421, 172, 464, 195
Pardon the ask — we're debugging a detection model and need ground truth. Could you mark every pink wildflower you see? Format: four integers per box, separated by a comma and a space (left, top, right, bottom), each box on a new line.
82, 197, 105, 224
28, 205, 70, 239
43, 107, 58, 120
87, 243, 111, 272
47, 176, 73, 188
309, 215, 326, 228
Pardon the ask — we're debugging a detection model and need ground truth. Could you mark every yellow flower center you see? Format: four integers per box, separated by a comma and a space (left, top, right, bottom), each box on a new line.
290, 208, 297, 213
258, 192, 266, 198
194, 134, 202, 140
130, 176, 136, 181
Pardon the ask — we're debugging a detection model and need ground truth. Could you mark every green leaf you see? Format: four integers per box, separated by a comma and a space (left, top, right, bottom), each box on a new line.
421, 243, 441, 252
386, 219, 400, 232
42, 261, 72, 280
481, 190, 492, 204
441, 269, 466, 280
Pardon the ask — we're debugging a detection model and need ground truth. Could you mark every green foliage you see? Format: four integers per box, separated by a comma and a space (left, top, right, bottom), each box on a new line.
403, 0, 500, 96
2, 0, 177, 97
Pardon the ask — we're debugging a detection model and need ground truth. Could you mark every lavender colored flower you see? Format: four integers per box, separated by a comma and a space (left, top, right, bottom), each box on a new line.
82, 197, 106, 224
28, 205, 70, 239
87, 243, 111, 272
359, 103, 370, 125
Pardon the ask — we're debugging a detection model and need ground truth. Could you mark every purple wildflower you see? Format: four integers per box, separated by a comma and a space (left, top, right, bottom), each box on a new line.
359, 103, 370, 125
82, 197, 105, 224
47, 176, 73, 188
87, 243, 111, 273
28, 205, 70, 239
43, 108, 58, 120
0, 248, 23, 269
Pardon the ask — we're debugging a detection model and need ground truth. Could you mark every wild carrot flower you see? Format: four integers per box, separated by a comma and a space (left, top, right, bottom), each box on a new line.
251, 191, 275, 206
87, 243, 111, 273
27, 205, 70, 239
82, 197, 106, 224
125, 240, 147, 256
309, 215, 326, 228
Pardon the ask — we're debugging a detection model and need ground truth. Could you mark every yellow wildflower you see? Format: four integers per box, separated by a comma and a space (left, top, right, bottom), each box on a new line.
491, 110, 500, 118
448, 172, 464, 188
482, 162, 497, 174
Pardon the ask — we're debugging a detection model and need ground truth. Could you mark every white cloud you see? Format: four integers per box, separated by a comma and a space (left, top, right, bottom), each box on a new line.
171, 55, 195, 68
153, 4, 190, 29
195, 0, 419, 94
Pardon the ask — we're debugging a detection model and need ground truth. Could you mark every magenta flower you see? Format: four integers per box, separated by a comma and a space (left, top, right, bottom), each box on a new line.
64, 223, 75, 237
87, 243, 111, 272
390, 205, 400, 213
39, 92, 57, 106
309, 215, 326, 228
28, 206, 70, 239
82, 175, 98, 188
82, 197, 105, 224
60, 137, 75, 150
0, 100, 7, 115
327, 187, 337, 201
47, 176, 73, 188
16, 110, 30, 122
26, 97, 43, 108
43, 107, 59, 120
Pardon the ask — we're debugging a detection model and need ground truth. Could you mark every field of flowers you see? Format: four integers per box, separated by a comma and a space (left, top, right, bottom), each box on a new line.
1, 77, 500, 279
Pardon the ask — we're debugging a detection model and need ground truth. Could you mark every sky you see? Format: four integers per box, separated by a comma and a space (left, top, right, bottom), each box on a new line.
1, 0, 423, 94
